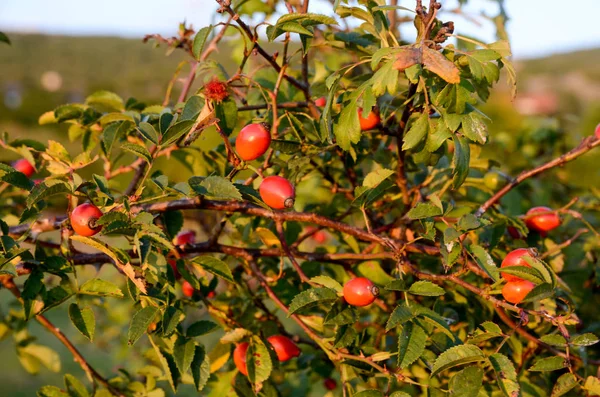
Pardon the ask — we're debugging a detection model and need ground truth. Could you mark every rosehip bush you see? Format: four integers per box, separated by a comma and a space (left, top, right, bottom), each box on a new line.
0, 1, 600, 396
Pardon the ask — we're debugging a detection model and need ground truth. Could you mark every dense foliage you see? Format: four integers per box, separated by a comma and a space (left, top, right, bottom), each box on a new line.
0, 1, 599, 396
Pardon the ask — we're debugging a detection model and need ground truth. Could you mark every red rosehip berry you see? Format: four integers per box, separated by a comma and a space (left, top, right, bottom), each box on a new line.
259, 176, 295, 210
525, 206, 561, 233
343, 277, 379, 307
207, 291, 216, 298
182, 281, 195, 298
500, 248, 536, 282
233, 342, 249, 376
324, 378, 337, 390
235, 123, 271, 161
173, 230, 196, 246
267, 335, 301, 362
70, 203, 103, 237
357, 107, 380, 131
502, 280, 535, 304
12, 159, 35, 177
595, 123, 600, 139
315, 96, 327, 107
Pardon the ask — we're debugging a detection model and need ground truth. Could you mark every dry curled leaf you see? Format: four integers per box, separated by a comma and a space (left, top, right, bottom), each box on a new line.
393, 47, 420, 71
422, 47, 460, 84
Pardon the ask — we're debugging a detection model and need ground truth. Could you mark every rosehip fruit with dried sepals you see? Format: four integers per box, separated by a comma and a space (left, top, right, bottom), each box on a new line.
235, 123, 271, 161
70, 203, 103, 237
357, 107, 380, 131
233, 342, 249, 376
525, 206, 561, 233
315, 96, 327, 107
502, 280, 535, 304
12, 159, 35, 177
500, 247, 536, 282
324, 378, 337, 390
182, 281, 195, 298
267, 335, 301, 362
343, 277, 379, 307
259, 176, 295, 210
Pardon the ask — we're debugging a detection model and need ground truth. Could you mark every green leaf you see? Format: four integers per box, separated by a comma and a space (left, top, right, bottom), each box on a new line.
310, 275, 343, 293
362, 168, 395, 188
386, 303, 415, 331
55, 105, 83, 122
199, 176, 242, 201
121, 142, 152, 164
406, 203, 443, 220
148, 336, 178, 392
397, 322, 427, 368
37, 386, 68, 397
191, 345, 210, 392
187, 320, 220, 337
64, 374, 89, 397
128, 306, 160, 346
499, 266, 546, 285
402, 112, 429, 151
182, 95, 204, 120
334, 101, 360, 152
539, 334, 566, 347
489, 353, 519, 397
161, 119, 195, 147
192, 256, 234, 282
461, 112, 487, 144
449, 366, 483, 397
451, 135, 470, 189
468, 245, 499, 282
214, 97, 238, 136
193, 25, 213, 60
85, 91, 124, 112
408, 281, 445, 296
334, 324, 357, 348
528, 356, 567, 372
68, 304, 95, 342
431, 345, 485, 376
1, 169, 34, 190
288, 288, 338, 315
521, 283, 554, 303
551, 373, 579, 397
79, 279, 123, 298
27, 180, 72, 208
137, 122, 159, 145
173, 336, 196, 374
247, 336, 272, 387
389, 393, 412, 397
571, 333, 599, 347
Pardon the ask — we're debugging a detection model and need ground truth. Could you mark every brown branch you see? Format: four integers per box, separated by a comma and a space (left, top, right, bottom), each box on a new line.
0, 276, 123, 396
476, 136, 600, 217
238, 101, 308, 112
495, 307, 600, 366
215, 0, 308, 94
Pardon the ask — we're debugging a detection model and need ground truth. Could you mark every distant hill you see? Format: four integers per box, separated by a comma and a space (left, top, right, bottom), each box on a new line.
0, 33, 598, 129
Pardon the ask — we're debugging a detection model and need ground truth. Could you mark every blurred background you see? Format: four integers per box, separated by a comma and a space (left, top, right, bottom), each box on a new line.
1, 0, 600, 395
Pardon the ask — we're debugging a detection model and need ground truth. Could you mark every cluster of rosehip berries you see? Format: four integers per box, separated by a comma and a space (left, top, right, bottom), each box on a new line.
501, 207, 561, 303
235, 123, 295, 210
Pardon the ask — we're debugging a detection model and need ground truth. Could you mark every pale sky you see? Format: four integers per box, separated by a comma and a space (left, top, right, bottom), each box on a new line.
0, 0, 599, 59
